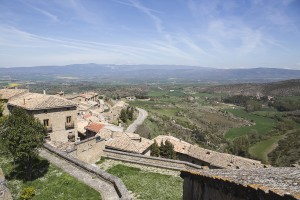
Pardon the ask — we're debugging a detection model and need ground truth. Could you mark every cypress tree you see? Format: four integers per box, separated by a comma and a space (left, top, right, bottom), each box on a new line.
150, 140, 160, 157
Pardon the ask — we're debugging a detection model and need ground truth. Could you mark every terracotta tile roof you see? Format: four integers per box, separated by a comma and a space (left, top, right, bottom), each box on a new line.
182, 167, 300, 199
8, 92, 77, 110
83, 114, 92, 119
85, 123, 105, 133
80, 92, 98, 99
0, 89, 28, 100
153, 135, 264, 169
105, 133, 153, 154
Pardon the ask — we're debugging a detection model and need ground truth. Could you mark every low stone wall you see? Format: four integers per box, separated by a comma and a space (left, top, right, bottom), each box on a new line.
103, 149, 203, 171
43, 143, 131, 200
68, 136, 105, 164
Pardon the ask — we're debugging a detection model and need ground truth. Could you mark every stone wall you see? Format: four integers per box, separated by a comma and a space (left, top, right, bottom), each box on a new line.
180, 170, 299, 200
68, 136, 105, 164
103, 149, 203, 171
0, 168, 13, 200
43, 143, 131, 200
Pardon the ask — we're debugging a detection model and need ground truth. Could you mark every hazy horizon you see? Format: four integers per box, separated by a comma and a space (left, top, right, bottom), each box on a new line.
1, 0, 300, 69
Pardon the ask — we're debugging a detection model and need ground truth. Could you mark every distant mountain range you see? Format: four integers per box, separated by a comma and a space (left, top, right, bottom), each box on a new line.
0, 63, 300, 83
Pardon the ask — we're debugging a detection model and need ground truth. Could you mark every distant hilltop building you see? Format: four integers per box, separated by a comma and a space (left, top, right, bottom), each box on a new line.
0, 89, 78, 143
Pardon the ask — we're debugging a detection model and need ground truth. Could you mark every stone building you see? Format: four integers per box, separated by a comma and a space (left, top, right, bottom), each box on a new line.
65, 92, 98, 102
153, 135, 264, 169
180, 167, 300, 200
83, 122, 105, 140
7, 92, 78, 142
0, 89, 29, 115
105, 132, 153, 155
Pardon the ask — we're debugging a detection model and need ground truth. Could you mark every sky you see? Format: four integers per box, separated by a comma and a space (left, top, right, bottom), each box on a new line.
0, 0, 300, 69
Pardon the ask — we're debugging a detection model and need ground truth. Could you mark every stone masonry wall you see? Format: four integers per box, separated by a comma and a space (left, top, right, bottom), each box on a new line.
69, 137, 105, 164
43, 143, 131, 200
103, 149, 203, 171
31, 107, 78, 142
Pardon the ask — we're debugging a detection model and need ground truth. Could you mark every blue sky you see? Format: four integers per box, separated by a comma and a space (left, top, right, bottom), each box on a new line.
0, 0, 300, 69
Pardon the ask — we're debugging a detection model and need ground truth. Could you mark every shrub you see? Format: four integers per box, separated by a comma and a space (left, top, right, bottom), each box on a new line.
21, 187, 35, 200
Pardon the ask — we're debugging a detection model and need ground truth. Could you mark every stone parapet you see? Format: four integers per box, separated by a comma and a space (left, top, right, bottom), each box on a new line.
103, 149, 203, 171
43, 143, 131, 200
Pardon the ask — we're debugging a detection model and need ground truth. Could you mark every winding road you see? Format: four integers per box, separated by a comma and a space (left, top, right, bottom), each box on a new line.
126, 108, 148, 133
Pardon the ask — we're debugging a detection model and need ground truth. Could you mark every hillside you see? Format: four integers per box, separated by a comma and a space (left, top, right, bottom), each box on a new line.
1, 64, 300, 83
201, 79, 300, 96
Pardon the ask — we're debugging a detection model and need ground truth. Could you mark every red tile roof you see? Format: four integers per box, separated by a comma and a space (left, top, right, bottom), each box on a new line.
85, 123, 105, 133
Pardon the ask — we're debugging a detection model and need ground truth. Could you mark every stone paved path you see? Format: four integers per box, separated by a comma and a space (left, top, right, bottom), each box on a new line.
39, 149, 120, 200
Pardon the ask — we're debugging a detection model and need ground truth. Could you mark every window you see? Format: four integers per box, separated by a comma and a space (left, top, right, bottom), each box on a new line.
43, 119, 49, 126
66, 116, 72, 123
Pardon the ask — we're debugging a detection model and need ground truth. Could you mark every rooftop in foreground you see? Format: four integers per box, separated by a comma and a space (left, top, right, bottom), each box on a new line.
181, 167, 300, 199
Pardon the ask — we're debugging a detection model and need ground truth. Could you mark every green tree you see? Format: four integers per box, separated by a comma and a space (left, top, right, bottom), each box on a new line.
120, 108, 127, 123
245, 100, 262, 112
150, 140, 160, 157
0, 108, 46, 180
160, 140, 176, 159
230, 135, 250, 157
128, 107, 134, 121
0, 100, 4, 118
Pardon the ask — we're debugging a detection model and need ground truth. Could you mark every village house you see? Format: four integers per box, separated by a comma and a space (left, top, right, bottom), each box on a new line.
7, 92, 78, 142
105, 132, 153, 155
83, 122, 105, 140
65, 92, 98, 102
0, 88, 29, 115
153, 135, 265, 169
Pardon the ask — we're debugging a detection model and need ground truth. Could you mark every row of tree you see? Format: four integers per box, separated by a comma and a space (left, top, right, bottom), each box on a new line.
150, 140, 176, 159
222, 95, 262, 112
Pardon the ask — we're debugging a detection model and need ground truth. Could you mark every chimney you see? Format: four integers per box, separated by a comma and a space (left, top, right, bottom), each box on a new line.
43, 90, 46, 95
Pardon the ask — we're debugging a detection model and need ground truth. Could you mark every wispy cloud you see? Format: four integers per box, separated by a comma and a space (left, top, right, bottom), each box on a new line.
129, 0, 164, 33
27, 4, 59, 22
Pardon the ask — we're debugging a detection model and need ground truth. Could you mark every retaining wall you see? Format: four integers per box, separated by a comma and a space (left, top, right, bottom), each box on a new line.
68, 136, 105, 164
103, 149, 203, 171
43, 143, 131, 200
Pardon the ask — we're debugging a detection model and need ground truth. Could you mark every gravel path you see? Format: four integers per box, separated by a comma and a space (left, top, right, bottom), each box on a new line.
39, 149, 120, 200
126, 108, 148, 133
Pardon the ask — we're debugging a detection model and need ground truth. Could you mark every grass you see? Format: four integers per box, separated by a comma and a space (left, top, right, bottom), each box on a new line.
0, 155, 101, 200
225, 109, 276, 140
248, 135, 284, 163
107, 164, 182, 200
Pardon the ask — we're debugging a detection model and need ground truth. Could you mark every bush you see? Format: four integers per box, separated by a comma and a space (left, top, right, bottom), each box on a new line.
21, 187, 35, 200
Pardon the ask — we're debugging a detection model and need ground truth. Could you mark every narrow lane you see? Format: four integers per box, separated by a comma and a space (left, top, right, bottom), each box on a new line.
126, 108, 148, 133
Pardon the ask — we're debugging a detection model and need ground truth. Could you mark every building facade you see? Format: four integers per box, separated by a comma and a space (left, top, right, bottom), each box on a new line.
7, 92, 78, 142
